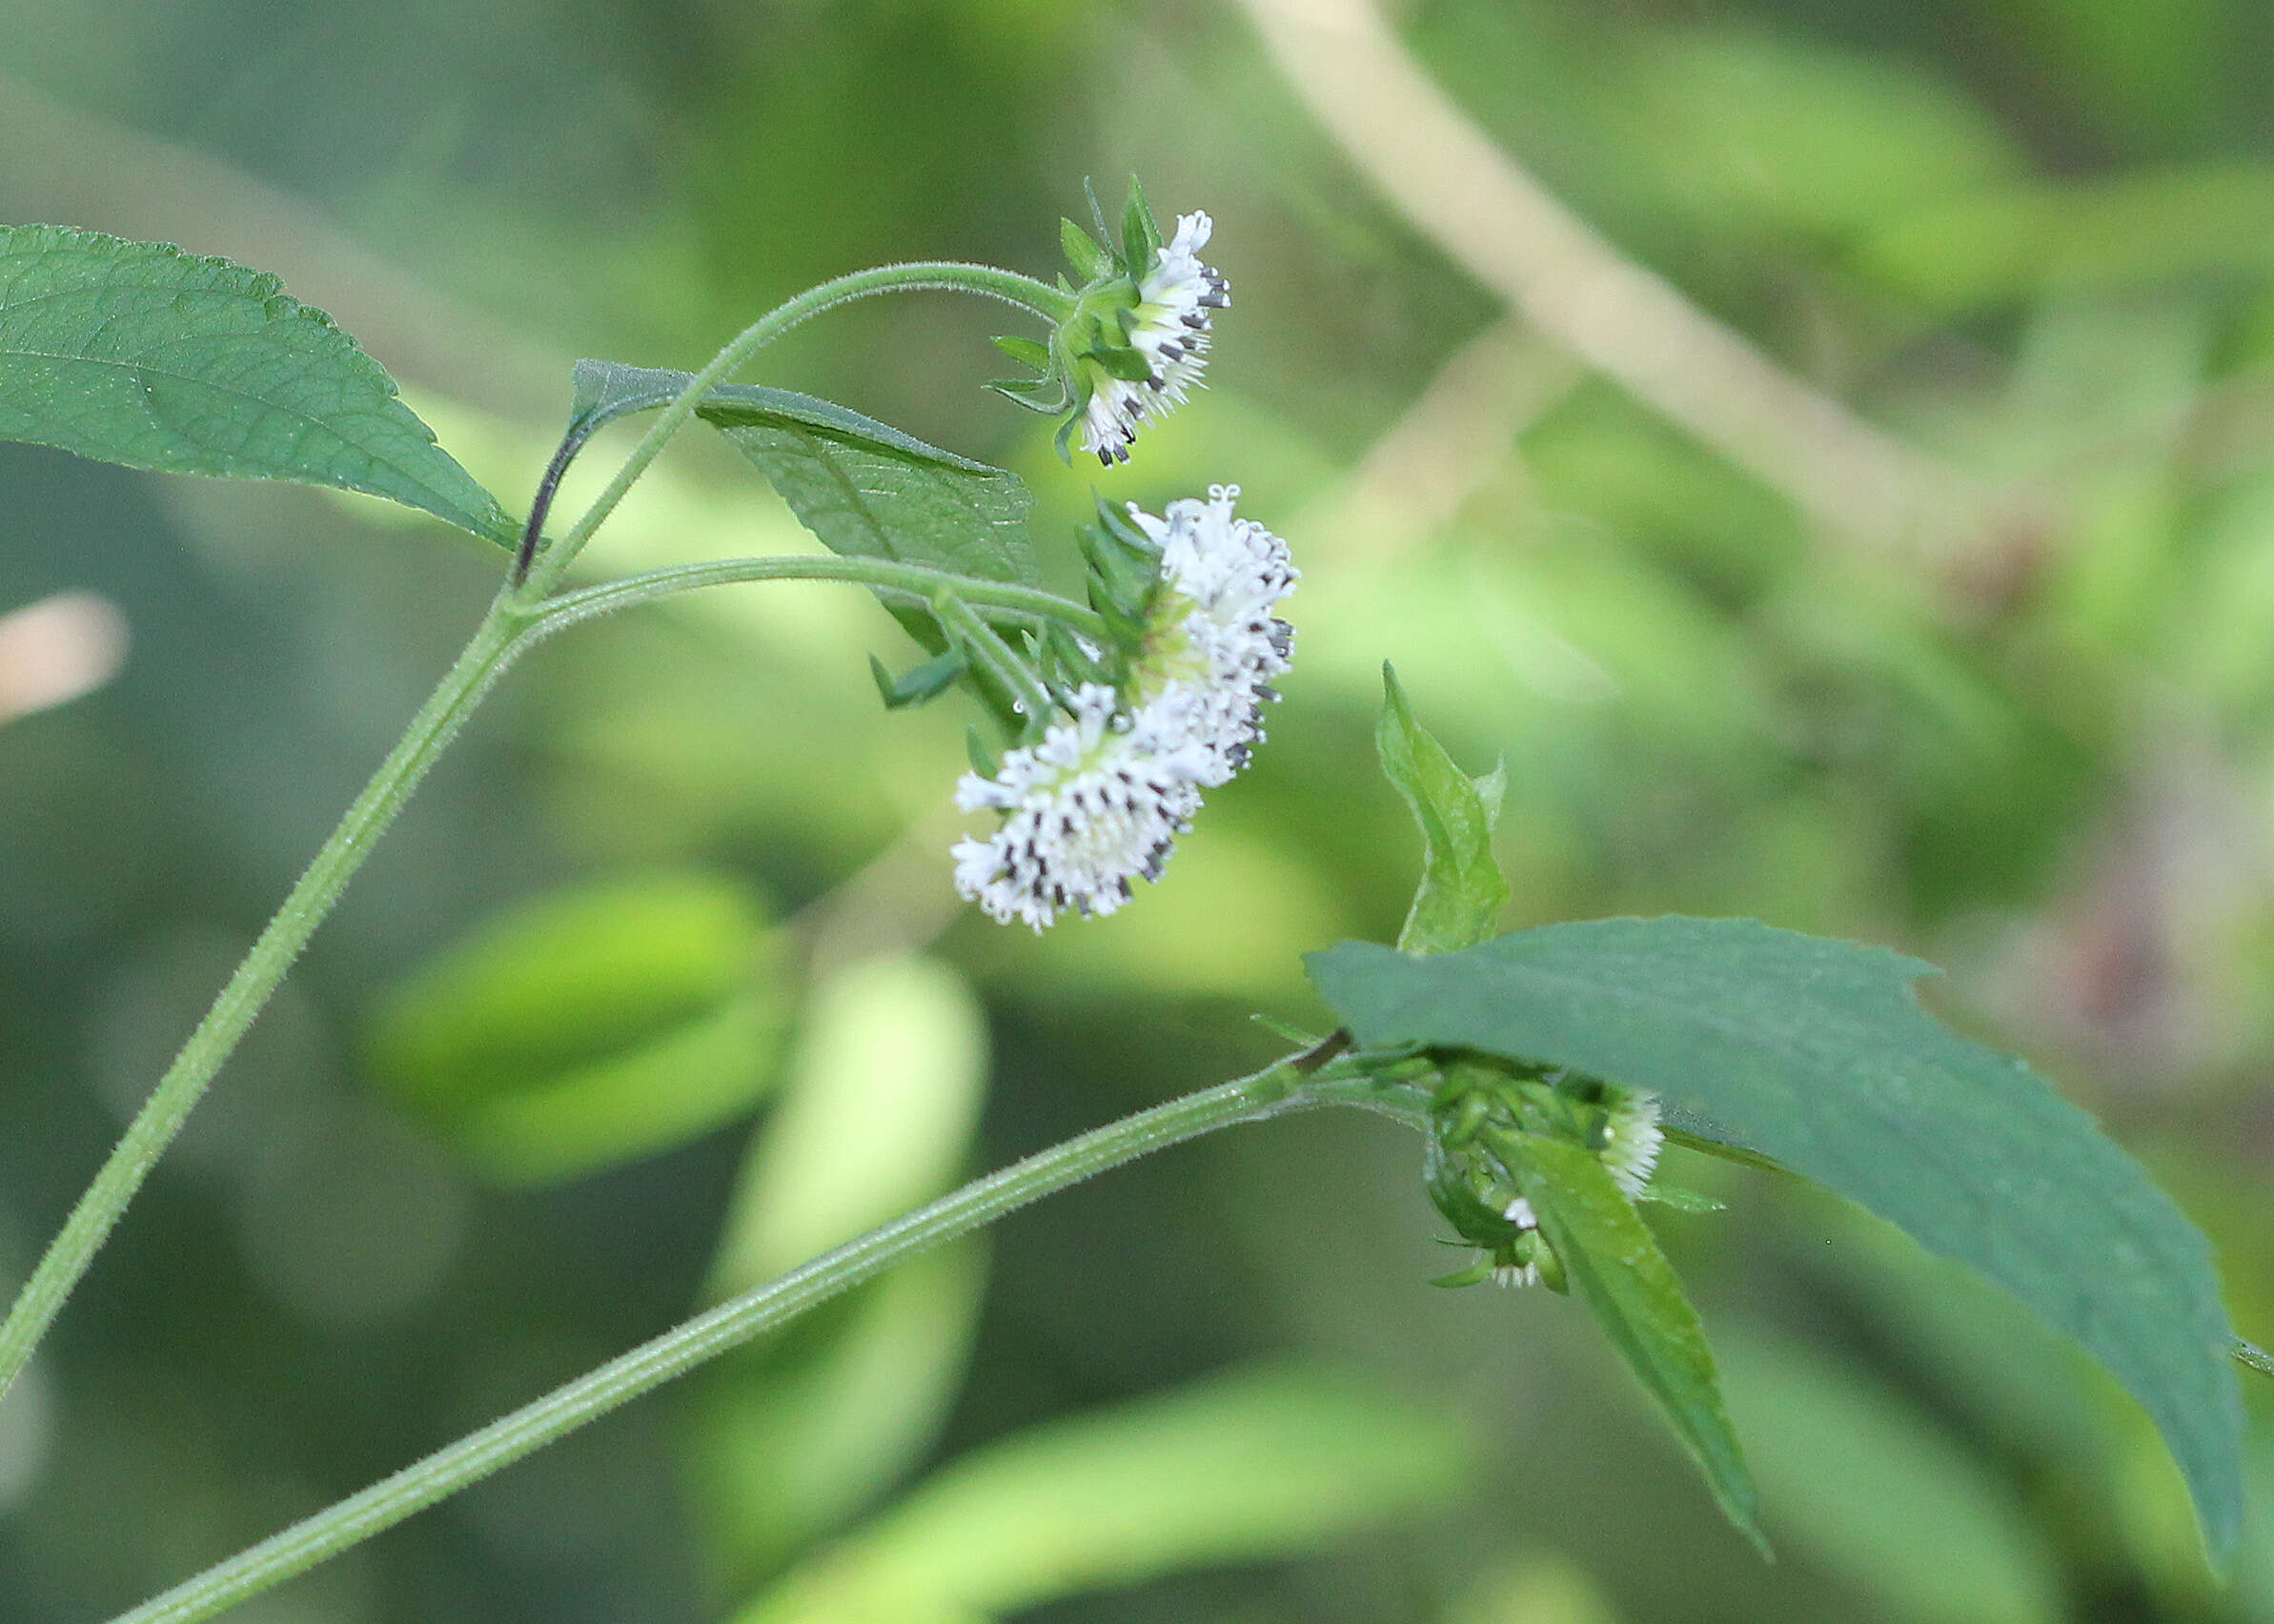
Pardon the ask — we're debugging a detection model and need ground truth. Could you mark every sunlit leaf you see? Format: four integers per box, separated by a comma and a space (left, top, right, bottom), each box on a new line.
0, 226, 514, 543
688, 957, 993, 1578
1306, 918, 2245, 1557
732, 1366, 1472, 1623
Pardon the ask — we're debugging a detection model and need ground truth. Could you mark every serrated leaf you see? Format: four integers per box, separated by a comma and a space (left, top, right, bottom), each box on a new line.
565, 358, 1046, 652
1512, 1133, 1764, 1551
0, 225, 513, 543
1377, 664, 1508, 955
1305, 918, 2246, 1557
706, 402, 1043, 649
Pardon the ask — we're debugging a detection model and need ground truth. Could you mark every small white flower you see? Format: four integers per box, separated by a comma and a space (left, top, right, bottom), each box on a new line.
1080, 213, 1228, 465
1491, 1260, 1542, 1289
950, 684, 1211, 932
1599, 1091, 1664, 1201
1126, 485, 1296, 783
1501, 1195, 1536, 1228
949, 487, 1293, 931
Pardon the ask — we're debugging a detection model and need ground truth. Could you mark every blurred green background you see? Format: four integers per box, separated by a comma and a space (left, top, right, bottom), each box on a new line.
4, 0, 2274, 1619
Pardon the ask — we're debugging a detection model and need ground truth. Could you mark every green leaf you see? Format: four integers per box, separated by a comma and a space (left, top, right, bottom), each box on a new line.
365, 872, 787, 1186
1305, 918, 2246, 1558
711, 407, 1041, 636
1377, 664, 1508, 955
1512, 1133, 1764, 1552
732, 1366, 1472, 1624
563, 357, 1045, 649
689, 957, 994, 1578
1716, 1330, 2061, 1624
0, 225, 513, 543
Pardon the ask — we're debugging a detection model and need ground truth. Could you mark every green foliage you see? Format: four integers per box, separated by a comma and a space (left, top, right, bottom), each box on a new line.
1307, 918, 2246, 1556
0, 225, 512, 543
565, 354, 1046, 613
688, 956, 993, 1580
1717, 1331, 2062, 1624
365, 872, 786, 1185
1376, 662, 1508, 954
1515, 1134, 1763, 1553
732, 1366, 1472, 1624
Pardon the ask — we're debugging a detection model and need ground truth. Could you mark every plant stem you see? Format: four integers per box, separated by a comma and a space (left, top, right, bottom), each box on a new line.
0, 591, 538, 1406
931, 591, 1057, 730
107, 1062, 1327, 1624
520, 261, 1071, 594
532, 555, 1106, 643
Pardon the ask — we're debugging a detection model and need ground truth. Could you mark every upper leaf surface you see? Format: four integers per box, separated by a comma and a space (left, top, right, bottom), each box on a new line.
1376, 663, 1508, 954
1305, 916, 2245, 1556
0, 225, 513, 542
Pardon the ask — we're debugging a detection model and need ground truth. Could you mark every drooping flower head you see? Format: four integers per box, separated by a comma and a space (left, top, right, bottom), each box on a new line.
1125, 485, 1297, 784
990, 183, 1228, 468
947, 490, 1294, 931
950, 684, 1210, 931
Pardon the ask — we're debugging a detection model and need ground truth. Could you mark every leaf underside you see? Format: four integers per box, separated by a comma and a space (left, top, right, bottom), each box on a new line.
569, 357, 1043, 651
1306, 917, 2246, 1557
0, 225, 512, 542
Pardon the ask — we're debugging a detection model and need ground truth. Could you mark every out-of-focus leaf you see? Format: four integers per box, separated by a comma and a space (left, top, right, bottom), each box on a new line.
0, 226, 514, 543
687, 1243, 987, 1584
1449, 1552, 1622, 1624
1717, 1330, 2062, 1624
1306, 919, 2246, 1556
1854, 165, 2274, 315
688, 957, 992, 1577
1513, 1134, 1763, 1553
1620, 29, 2020, 240
1377, 662, 1507, 955
366, 872, 785, 1186
731, 1366, 1472, 1624
708, 955, 988, 1286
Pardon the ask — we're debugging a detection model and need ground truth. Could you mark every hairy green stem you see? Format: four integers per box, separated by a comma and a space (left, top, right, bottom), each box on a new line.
0, 591, 538, 1405
932, 591, 1057, 731
533, 555, 1106, 643
107, 1062, 1329, 1624
519, 261, 1071, 594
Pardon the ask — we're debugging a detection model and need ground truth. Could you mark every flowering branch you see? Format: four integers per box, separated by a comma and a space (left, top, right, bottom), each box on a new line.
104, 1053, 1368, 1624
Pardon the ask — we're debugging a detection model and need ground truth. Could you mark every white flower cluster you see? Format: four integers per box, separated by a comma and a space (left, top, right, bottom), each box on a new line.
1081, 213, 1228, 466
1486, 1090, 1661, 1289
951, 487, 1295, 930
1599, 1091, 1664, 1201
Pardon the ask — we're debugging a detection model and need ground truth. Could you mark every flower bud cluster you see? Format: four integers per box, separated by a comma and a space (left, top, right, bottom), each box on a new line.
989, 183, 1228, 467
949, 487, 1296, 930
1424, 1060, 1664, 1290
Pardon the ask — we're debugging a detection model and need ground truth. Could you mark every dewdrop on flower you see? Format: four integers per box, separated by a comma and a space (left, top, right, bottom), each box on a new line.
1078, 213, 1228, 466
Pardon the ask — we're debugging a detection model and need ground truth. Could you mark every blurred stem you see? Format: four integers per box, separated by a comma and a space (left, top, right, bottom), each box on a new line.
518, 260, 1073, 593
104, 1053, 1380, 1624
0, 588, 540, 1407
533, 555, 1106, 642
